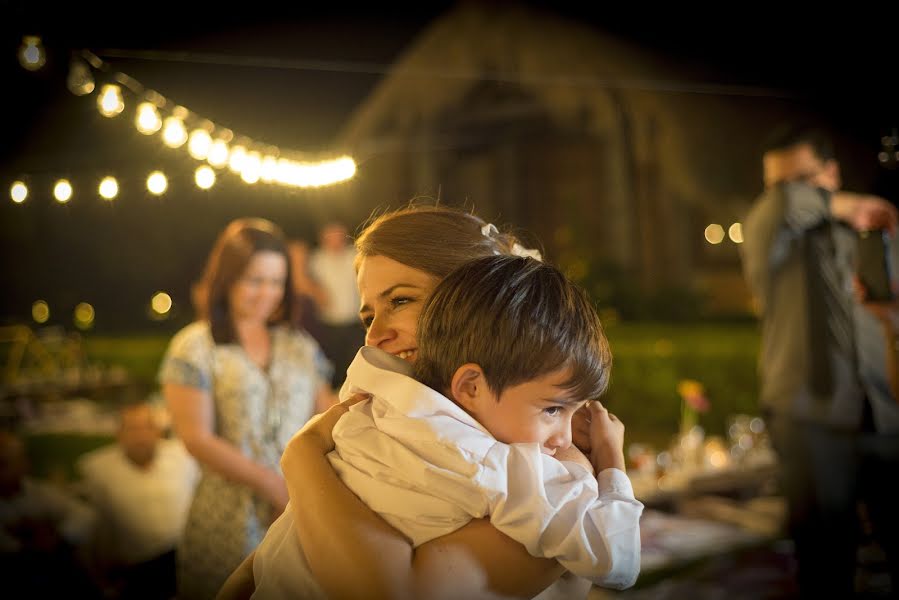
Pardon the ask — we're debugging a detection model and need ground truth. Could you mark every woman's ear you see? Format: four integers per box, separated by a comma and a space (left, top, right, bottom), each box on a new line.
450, 363, 488, 413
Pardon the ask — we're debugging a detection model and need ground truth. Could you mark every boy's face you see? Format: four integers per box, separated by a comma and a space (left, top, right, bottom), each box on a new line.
471, 367, 585, 456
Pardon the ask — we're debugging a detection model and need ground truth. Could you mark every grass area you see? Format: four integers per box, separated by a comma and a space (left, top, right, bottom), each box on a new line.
80, 322, 762, 448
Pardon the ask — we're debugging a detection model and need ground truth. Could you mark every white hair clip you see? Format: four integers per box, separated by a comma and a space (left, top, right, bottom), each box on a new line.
511, 243, 543, 262
481, 223, 499, 238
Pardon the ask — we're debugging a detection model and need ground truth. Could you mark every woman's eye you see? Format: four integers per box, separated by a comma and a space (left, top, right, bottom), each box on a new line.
390, 296, 413, 308
543, 406, 562, 417
360, 316, 374, 329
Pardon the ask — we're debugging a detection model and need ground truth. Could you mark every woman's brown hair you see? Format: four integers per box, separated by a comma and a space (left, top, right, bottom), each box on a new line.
354, 204, 533, 278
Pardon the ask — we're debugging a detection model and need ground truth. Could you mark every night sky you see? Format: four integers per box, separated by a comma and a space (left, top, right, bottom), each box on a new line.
1, 2, 896, 331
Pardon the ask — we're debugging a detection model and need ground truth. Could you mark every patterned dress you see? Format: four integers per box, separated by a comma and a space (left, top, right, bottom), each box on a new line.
158, 321, 331, 600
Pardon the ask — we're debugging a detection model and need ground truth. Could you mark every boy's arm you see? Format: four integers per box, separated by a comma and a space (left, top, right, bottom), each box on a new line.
483, 441, 643, 590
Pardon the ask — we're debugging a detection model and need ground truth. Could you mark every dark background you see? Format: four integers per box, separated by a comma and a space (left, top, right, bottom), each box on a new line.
2, 1, 896, 331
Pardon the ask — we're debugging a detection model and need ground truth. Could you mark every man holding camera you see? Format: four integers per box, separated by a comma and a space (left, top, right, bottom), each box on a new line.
741, 124, 899, 597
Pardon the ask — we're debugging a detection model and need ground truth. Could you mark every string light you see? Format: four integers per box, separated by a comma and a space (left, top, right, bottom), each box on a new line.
207, 140, 229, 168
162, 117, 188, 148
188, 129, 212, 159
98, 84, 124, 117
146, 171, 168, 195
21, 49, 357, 194
18, 36, 45, 71
704, 224, 725, 245
53, 179, 73, 203
10, 181, 28, 203
195, 166, 216, 189
32, 300, 50, 324
98, 176, 119, 200
135, 102, 162, 134
728, 223, 743, 244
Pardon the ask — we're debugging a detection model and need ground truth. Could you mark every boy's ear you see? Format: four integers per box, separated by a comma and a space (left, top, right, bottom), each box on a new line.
450, 363, 488, 412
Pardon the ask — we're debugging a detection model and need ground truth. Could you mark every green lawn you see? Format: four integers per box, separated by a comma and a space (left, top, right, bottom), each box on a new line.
81, 322, 762, 449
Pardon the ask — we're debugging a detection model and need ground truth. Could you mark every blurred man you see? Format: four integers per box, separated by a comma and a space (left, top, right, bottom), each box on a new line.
309, 222, 364, 388
741, 124, 899, 597
78, 402, 198, 599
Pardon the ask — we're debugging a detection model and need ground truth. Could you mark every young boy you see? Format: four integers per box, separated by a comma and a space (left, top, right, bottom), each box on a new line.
252, 255, 643, 597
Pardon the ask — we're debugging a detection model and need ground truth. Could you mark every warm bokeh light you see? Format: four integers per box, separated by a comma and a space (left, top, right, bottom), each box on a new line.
19, 36, 45, 71
74, 302, 95, 330
207, 140, 229, 168
188, 129, 213, 160
146, 171, 168, 195
98, 84, 124, 117
151, 292, 173, 316
98, 176, 118, 200
728, 222, 743, 244
194, 166, 215, 189
260, 156, 278, 183
32, 300, 49, 324
240, 151, 262, 184
53, 179, 73, 203
228, 145, 247, 173
162, 117, 188, 148
10, 181, 28, 203
272, 156, 357, 188
135, 102, 162, 135
704, 223, 725, 244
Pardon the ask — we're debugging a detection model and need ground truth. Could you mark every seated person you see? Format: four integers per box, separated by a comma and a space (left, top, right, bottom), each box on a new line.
0, 429, 97, 596
253, 255, 643, 598
78, 402, 198, 599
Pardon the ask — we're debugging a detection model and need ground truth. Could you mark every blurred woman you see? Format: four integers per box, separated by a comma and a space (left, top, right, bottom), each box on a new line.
158, 218, 333, 599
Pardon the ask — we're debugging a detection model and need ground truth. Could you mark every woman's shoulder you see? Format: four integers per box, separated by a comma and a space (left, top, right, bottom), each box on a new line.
165, 321, 214, 357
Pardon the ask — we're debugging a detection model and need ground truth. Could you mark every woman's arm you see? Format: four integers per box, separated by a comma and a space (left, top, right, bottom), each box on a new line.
164, 383, 288, 513
281, 398, 564, 600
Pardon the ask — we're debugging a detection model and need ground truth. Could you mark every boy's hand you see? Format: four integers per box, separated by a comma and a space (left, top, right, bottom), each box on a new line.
572, 404, 593, 454
586, 402, 626, 473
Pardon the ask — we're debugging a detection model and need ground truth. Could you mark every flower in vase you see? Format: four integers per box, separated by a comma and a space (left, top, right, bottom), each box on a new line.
676, 379, 710, 433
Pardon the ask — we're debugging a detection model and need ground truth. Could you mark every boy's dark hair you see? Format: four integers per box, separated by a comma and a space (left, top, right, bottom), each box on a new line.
762, 122, 836, 162
413, 255, 612, 401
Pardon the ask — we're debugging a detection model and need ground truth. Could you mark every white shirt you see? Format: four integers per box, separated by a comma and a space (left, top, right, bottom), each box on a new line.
252, 348, 643, 598
330, 347, 643, 588
309, 248, 359, 325
78, 438, 199, 564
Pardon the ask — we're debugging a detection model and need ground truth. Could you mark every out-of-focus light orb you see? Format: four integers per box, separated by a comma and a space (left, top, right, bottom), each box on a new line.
162, 117, 188, 148
74, 302, 95, 330
53, 179, 73, 203
32, 300, 50, 324
207, 140, 229, 168
151, 291, 173, 315
135, 102, 162, 135
195, 166, 215, 189
228, 145, 247, 174
146, 171, 168, 195
240, 151, 262, 184
98, 176, 118, 200
728, 222, 743, 244
98, 84, 124, 117
188, 129, 212, 159
704, 223, 725, 244
19, 36, 45, 71
10, 181, 28, 203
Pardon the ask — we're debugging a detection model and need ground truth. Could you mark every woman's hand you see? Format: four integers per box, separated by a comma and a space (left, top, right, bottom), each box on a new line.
281, 393, 370, 477
261, 470, 289, 516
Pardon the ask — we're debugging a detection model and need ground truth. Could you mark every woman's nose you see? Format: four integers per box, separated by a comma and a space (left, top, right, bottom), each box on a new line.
365, 315, 395, 348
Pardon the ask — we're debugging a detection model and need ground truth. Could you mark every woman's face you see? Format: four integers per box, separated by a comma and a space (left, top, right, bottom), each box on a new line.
229, 250, 288, 324
357, 255, 438, 364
